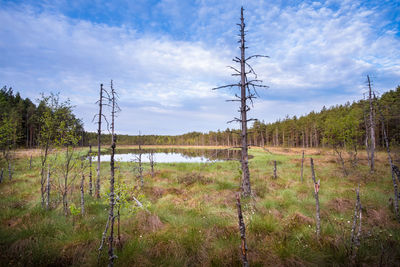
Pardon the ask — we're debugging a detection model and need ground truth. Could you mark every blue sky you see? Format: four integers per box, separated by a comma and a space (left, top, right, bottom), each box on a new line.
1, 0, 399, 135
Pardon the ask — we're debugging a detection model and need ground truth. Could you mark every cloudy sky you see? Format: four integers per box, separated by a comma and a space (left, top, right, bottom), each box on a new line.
1, 0, 399, 135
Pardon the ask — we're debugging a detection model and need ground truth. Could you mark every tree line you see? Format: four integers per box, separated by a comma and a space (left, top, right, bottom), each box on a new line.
2, 84, 399, 151
0, 86, 85, 150
83, 85, 399, 149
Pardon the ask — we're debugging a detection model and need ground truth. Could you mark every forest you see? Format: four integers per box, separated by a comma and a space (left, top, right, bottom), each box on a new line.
3, 84, 398, 150
85, 85, 400, 148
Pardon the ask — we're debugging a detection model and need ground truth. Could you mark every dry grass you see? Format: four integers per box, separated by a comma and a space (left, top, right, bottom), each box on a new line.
1, 146, 400, 266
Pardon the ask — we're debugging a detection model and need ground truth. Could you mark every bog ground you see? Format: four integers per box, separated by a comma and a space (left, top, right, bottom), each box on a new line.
0, 146, 399, 266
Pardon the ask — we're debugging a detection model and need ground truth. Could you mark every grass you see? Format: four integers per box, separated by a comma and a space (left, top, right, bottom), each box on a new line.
0, 145, 400, 266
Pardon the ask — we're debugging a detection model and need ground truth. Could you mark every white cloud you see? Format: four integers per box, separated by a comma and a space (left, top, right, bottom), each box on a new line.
0, 5, 232, 133
0, 1, 399, 135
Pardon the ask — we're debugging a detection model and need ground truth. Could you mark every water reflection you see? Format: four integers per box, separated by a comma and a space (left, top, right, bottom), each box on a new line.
95, 148, 244, 163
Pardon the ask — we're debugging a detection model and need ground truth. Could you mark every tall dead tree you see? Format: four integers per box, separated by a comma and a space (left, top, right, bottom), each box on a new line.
350, 186, 362, 260
300, 150, 304, 182
107, 80, 120, 266
80, 156, 86, 215
213, 7, 268, 197
94, 83, 110, 198
134, 152, 144, 187
367, 75, 375, 173
89, 144, 93, 196
149, 151, 155, 178
310, 158, 321, 238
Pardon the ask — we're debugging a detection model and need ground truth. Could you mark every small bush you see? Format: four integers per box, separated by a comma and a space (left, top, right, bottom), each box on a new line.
177, 172, 213, 186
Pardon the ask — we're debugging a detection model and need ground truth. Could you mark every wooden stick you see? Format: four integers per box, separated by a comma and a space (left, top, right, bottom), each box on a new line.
300, 150, 304, 182
46, 165, 51, 210
310, 158, 321, 238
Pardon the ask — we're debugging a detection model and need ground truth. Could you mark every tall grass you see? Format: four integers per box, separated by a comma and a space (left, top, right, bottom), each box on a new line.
0, 146, 399, 266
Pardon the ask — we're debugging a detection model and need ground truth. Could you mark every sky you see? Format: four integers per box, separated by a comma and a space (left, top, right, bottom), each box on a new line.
0, 0, 399, 135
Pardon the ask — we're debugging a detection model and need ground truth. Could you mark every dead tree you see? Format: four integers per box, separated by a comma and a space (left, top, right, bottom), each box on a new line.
80, 156, 86, 215
89, 144, 93, 196
334, 145, 348, 176
0, 168, 3, 183
134, 152, 144, 187
149, 151, 155, 177
236, 193, 249, 267
7, 157, 12, 181
58, 146, 78, 216
310, 158, 321, 238
350, 186, 362, 260
374, 93, 400, 222
363, 112, 371, 167
116, 166, 122, 246
213, 7, 268, 197
107, 80, 120, 266
367, 75, 375, 173
94, 83, 110, 199
273, 160, 277, 179
46, 165, 51, 210
300, 150, 304, 182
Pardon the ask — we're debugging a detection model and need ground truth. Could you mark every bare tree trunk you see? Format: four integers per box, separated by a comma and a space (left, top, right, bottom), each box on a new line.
46, 165, 51, 210
334, 146, 348, 176
350, 186, 362, 260
98, 217, 110, 263
310, 158, 321, 238
236, 193, 249, 267
137, 153, 143, 187
80, 173, 85, 215
89, 145, 93, 196
149, 151, 155, 178
273, 160, 277, 179
96, 84, 104, 199
367, 75, 375, 172
239, 7, 251, 198
108, 80, 118, 266
40, 144, 49, 208
213, 7, 266, 197
108, 135, 116, 266
0, 168, 3, 183
301, 150, 304, 182
62, 146, 74, 217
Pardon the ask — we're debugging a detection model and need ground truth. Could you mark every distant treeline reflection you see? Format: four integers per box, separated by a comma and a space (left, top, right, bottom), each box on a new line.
102, 148, 249, 161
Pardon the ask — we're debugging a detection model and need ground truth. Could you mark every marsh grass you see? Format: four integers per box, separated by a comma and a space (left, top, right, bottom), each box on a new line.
0, 146, 399, 266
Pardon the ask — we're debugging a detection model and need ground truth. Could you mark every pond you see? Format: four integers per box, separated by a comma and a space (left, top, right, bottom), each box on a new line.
93, 148, 244, 163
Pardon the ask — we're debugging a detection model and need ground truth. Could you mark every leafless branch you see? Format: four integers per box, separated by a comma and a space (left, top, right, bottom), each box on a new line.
227, 66, 241, 74
212, 84, 240, 90
245, 55, 269, 61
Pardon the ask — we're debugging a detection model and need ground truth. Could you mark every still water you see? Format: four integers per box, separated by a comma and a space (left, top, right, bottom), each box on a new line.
94, 148, 242, 163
